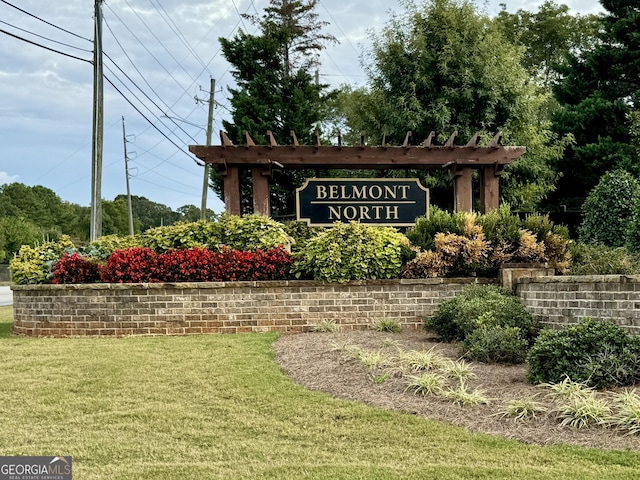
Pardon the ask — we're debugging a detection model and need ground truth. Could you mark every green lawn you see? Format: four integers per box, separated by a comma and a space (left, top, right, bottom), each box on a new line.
1, 305, 639, 479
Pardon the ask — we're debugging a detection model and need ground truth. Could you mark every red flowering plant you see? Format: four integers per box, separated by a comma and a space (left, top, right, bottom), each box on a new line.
52, 252, 101, 284
220, 246, 294, 281
100, 247, 160, 283
155, 247, 226, 282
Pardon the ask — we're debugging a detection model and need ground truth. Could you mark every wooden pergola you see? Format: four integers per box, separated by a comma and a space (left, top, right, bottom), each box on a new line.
189, 130, 526, 216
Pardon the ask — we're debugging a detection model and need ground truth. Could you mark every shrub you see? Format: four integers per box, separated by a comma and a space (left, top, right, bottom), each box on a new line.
579, 169, 640, 247
405, 207, 465, 251
100, 247, 159, 283
292, 222, 405, 282
568, 243, 640, 275
425, 284, 538, 344
463, 325, 528, 364
141, 220, 221, 253
477, 204, 522, 250
402, 213, 490, 278
218, 247, 294, 281
9, 236, 75, 285
52, 252, 101, 284
155, 247, 225, 282
90, 234, 142, 258
217, 214, 291, 251
526, 317, 640, 388
283, 220, 323, 252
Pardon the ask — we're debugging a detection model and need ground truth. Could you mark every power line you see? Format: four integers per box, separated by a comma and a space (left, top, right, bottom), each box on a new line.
146, 0, 211, 74
103, 2, 197, 97
0, 0, 92, 42
103, 73, 204, 166
102, 51, 199, 143
0, 28, 91, 63
0, 19, 93, 53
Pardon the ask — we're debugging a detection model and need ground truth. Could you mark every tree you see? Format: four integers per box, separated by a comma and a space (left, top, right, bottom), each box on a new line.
333, 0, 566, 211
548, 0, 640, 211
176, 204, 216, 222
495, 1, 601, 88
579, 169, 640, 247
116, 195, 180, 231
216, 0, 337, 217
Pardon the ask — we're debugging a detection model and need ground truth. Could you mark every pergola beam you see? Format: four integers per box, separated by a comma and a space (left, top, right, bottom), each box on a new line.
189, 130, 527, 217
189, 144, 525, 169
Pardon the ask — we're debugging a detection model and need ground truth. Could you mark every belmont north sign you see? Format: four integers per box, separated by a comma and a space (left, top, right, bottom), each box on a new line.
296, 178, 429, 227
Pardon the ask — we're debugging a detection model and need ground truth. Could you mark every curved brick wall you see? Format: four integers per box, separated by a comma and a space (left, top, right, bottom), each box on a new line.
11, 278, 494, 337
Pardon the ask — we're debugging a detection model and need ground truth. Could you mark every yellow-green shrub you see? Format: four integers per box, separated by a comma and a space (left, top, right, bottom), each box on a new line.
9, 235, 75, 284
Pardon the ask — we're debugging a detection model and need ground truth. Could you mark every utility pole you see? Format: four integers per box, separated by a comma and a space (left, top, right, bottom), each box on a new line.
90, 0, 104, 241
199, 78, 215, 220
122, 116, 134, 236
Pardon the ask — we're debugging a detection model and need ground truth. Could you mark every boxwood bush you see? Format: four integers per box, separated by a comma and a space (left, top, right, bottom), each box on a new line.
426, 285, 537, 364
527, 317, 640, 388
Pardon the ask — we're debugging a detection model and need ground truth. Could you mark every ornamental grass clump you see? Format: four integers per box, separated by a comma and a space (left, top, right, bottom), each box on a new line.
404, 373, 447, 396
609, 389, 640, 435
556, 393, 611, 429
498, 398, 547, 422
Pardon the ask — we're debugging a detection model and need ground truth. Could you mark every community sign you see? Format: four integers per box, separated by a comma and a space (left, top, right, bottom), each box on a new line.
296, 178, 429, 227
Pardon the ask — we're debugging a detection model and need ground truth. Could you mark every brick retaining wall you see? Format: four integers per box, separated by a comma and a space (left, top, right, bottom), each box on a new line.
11, 279, 495, 337
517, 275, 640, 335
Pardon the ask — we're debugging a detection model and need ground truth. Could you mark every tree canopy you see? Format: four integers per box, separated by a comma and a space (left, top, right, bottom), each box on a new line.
332, 0, 566, 211
216, 0, 337, 218
547, 0, 640, 210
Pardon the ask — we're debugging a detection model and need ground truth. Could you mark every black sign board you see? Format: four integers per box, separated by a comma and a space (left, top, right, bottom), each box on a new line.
296, 178, 429, 227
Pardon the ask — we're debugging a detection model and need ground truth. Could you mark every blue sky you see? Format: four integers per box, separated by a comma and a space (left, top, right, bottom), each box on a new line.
0, 0, 603, 213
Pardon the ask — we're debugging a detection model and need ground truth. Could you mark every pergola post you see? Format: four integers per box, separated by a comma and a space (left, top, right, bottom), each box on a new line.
451, 166, 473, 212
223, 166, 241, 215
480, 165, 502, 213
252, 167, 270, 216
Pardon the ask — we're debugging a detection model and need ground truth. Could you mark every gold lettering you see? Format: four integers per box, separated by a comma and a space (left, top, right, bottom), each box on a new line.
316, 185, 327, 199
359, 206, 371, 220
385, 206, 399, 220
369, 185, 382, 199
383, 185, 397, 199
329, 185, 339, 199
352, 185, 366, 199
339, 185, 352, 199
372, 205, 383, 219
398, 185, 410, 199
343, 206, 358, 220
328, 205, 341, 220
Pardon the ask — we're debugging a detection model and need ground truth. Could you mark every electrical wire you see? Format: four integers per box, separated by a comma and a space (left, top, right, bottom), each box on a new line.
0, 28, 91, 63
146, 0, 211, 74
104, 73, 204, 166
0, 19, 93, 53
103, 2, 198, 95
0, 0, 92, 42
103, 51, 199, 143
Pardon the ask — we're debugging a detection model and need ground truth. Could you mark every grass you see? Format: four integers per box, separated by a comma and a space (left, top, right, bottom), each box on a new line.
2, 306, 640, 479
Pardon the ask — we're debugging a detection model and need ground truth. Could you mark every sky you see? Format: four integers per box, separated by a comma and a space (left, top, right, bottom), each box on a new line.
0, 0, 604, 214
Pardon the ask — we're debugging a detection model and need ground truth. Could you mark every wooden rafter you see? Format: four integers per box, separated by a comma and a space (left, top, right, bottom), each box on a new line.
189, 130, 526, 171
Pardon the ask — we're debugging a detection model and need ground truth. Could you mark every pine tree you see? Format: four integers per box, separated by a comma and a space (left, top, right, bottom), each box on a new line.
215, 0, 337, 217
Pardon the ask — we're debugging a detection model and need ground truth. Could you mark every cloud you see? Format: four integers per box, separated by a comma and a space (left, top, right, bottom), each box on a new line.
0, 171, 19, 185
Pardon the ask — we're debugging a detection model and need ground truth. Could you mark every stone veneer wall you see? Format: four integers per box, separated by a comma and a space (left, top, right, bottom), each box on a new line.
517, 275, 640, 335
11, 279, 495, 337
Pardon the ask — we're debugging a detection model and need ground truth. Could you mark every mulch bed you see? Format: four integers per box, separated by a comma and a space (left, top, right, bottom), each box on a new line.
273, 328, 640, 451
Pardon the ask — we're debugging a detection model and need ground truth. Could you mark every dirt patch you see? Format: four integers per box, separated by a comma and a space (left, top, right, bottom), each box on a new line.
273, 328, 640, 451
